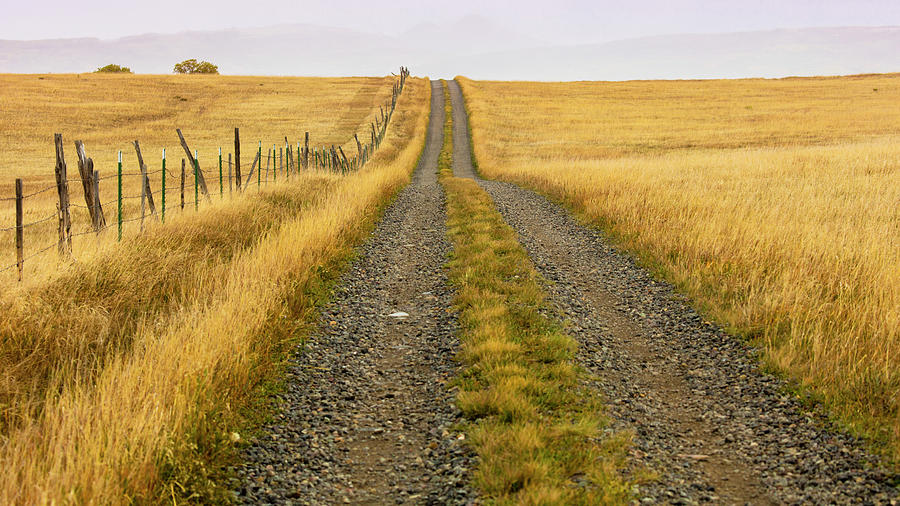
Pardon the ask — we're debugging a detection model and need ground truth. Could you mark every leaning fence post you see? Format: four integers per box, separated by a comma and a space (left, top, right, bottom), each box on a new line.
15, 178, 23, 282
117, 151, 123, 241
219, 147, 223, 197
133, 140, 157, 217
258, 141, 262, 189
228, 153, 233, 194
161, 148, 167, 223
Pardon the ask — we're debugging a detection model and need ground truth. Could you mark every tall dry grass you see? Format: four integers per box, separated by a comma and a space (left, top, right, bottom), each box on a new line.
0, 73, 396, 285
457, 74, 900, 462
0, 77, 430, 503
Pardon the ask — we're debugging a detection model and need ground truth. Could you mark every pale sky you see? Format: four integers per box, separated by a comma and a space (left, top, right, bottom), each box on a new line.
3, 0, 900, 43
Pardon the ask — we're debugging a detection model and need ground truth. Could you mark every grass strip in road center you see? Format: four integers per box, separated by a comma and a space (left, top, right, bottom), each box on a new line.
438, 82, 630, 504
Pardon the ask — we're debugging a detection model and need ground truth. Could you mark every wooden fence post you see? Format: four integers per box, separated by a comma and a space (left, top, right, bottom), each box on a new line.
194, 151, 199, 211
219, 147, 223, 197
228, 153, 233, 194
180, 158, 186, 211
140, 160, 146, 232
265, 147, 271, 182
92, 170, 101, 241
133, 140, 157, 218
303, 132, 309, 170
54, 134, 72, 257
241, 151, 260, 192
15, 178, 23, 282
338, 146, 349, 173
75, 140, 105, 228
161, 148, 167, 223
175, 129, 211, 202
234, 128, 242, 190
117, 151, 122, 241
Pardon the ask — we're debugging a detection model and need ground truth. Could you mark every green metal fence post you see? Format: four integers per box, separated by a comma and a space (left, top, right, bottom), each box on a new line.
117, 151, 123, 241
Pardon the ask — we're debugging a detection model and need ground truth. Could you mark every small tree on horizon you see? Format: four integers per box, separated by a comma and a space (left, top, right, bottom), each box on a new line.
94, 64, 132, 73
173, 59, 219, 75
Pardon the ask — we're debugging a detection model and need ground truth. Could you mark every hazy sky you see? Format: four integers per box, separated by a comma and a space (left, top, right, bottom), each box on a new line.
3, 0, 900, 43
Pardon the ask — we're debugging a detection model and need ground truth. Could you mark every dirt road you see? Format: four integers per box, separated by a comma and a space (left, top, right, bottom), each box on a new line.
447, 79, 898, 504
234, 80, 474, 505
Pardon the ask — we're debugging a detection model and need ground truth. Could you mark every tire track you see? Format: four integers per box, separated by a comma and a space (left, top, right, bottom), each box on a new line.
447, 79, 899, 505
234, 80, 475, 505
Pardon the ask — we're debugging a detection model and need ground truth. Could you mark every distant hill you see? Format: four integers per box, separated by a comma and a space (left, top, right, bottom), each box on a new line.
449, 26, 900, 81
1, 23, 898, 80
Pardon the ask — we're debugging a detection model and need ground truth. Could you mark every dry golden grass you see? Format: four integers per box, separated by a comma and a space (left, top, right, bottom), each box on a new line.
0, 76, 430, 503
457, 74, 900, 462
0, 73, 396, 285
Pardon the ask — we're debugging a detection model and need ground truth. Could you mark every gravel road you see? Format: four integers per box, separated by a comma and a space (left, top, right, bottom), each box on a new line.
448, 79, 899, 505
233, 80, 475, 505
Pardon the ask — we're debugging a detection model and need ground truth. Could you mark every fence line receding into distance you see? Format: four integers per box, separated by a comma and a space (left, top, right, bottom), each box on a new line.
0, 67, 410, 283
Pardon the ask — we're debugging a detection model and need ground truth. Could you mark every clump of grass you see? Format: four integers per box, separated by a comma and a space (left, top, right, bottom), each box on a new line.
456, 74, 900, 465
439, 82, 629, 503
0, 77, 431, 504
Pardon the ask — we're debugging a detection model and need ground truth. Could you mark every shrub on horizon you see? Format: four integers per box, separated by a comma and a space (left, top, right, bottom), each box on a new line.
173, 59, 219, 75
94, 64, 132, 73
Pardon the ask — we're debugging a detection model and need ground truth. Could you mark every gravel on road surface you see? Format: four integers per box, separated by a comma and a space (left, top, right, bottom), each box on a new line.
448, 79, 900, 505
233, 80, 476, 505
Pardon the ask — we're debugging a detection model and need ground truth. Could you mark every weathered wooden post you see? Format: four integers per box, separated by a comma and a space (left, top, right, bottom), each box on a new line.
227, 153, 233, 194
133, 140, 157, 218
92, 169, 101, 238
15, 178, 23, 282
180, 158, 186, 211
54, 134, 72, 256
219, 147, 223, 197
194, 150, 199, 211
303, 132, 309, 170
234, 128, 242, 190
161, 148, 167, 223
75, 141, 105, 229
117, 151, 122, 241
175, 129, 211, 202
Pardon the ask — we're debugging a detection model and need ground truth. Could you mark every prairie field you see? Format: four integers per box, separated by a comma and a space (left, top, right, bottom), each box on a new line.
0, 74, 430, 503
457, 74, 900, 461
0, 73, 396, 285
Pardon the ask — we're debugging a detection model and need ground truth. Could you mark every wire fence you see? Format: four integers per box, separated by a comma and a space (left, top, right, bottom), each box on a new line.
0, 67, 411, 284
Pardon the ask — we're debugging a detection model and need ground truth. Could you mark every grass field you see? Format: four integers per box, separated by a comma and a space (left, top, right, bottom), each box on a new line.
457, 74, 900, 463
0, 75, 430, 503
0, 73, 396, 285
